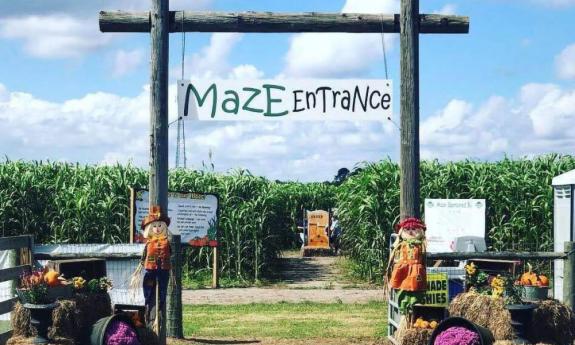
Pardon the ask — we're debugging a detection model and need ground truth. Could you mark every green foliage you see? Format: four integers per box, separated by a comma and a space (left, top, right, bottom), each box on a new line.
0, 161, 334, 282
337, 155, 575, 281
2, 155, 574, 283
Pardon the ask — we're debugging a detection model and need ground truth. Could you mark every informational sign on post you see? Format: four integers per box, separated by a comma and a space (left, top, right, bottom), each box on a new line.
425, 199, 486, 253
177, 79, 392, 121
130, 188, 219, 247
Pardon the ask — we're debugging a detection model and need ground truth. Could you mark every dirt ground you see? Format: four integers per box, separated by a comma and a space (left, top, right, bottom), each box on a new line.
183, 253, 383, 305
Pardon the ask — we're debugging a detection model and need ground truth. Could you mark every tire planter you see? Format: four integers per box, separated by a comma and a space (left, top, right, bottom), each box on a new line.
23, 302, 58, 344
90, 314, 138, 345
429, 317, 494, 345
505, 304, 537, 344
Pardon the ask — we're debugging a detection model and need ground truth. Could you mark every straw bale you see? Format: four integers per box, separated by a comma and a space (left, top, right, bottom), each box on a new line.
398, 328, 432, 345
448, 292, 514, 340
6, 336, 73, 345
11, 303, 34, 338
527, 299, 575, 345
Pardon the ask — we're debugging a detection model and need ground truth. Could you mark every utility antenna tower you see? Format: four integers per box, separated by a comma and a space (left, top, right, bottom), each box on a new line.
175, 116, 187, 168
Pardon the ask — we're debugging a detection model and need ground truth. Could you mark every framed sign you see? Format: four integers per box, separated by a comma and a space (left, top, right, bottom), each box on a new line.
425, 199, 486, 253
130, 188, 219, 247
178, 79, 392, 121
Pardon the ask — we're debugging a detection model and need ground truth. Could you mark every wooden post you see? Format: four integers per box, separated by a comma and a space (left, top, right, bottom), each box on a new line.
150, 0, 169, 344
167, 235, 183, 339
212, 246, 219, 288
399, 0, 420, 220
564, 241, 575, 310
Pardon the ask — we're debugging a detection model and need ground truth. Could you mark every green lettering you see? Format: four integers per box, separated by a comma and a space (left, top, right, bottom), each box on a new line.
184, 83, 218, 118
263, 84, 288, 117
242, 87, 264, 113
222, 90, 240, 114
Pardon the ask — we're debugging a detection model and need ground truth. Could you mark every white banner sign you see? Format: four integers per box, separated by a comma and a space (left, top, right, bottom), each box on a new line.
425, 199, 486, 253
177, 79, 392, 121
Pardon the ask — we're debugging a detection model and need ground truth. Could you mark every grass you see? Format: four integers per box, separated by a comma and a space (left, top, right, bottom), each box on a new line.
181, 301, 387, 341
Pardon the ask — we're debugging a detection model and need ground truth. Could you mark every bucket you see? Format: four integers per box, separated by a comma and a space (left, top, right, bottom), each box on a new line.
522, 285, 548, 301
90, 314, 135, 345
429, 317, 494, 345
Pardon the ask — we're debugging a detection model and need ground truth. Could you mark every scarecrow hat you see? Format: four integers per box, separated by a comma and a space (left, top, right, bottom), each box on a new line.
394, 217, 426, 233
141, 205, 171, 229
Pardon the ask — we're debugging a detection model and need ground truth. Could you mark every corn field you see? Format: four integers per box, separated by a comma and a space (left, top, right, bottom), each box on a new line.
0, 161, 334, 281
337, 155, 575, 281
1, 155, 574, 282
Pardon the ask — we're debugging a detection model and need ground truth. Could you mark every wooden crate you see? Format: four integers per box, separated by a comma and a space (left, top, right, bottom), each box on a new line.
46, 258, 106, 281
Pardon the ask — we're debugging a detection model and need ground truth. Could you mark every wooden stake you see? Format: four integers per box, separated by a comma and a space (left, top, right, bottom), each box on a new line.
212, 246, 219, 288
564, 241, 575, 309
400, 0, 420, 220
99, 11, 469, 34
150, 0, 169, 343
167, 235, 183, 339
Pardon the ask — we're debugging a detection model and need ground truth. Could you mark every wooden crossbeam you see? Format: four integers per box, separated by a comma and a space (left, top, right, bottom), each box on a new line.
99, 11, 469, 34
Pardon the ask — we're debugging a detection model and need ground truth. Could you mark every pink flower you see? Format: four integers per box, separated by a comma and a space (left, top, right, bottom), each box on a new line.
434, 326, 480, 345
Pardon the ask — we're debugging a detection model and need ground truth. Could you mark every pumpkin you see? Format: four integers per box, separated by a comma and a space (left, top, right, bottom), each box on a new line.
521, 272, 537, 285
539, 275, 549, 287
44, 270, 61, 287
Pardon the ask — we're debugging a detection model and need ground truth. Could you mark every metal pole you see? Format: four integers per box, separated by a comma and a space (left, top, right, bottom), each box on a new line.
399, 0, 420, 219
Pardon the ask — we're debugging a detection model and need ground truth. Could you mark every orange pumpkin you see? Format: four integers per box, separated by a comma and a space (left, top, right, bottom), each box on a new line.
521, 272, 537, 285
539, 275, 549, 287
44, 270, 61, 287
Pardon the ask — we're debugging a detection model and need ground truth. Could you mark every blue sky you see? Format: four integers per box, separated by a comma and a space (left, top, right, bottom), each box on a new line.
1, 0, 575, 181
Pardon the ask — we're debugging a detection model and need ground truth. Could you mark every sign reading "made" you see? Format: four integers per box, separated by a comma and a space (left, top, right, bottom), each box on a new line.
177, 79, 392, 121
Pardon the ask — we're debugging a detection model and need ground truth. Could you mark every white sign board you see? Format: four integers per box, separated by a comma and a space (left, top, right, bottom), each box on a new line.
177, 79, 392, 121
132, 189, 219, 246
425, 199, 486, 253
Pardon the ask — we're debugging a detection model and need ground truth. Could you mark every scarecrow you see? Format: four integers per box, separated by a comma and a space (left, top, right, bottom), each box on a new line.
132, 205, 172, 331
386, 217, 427, 314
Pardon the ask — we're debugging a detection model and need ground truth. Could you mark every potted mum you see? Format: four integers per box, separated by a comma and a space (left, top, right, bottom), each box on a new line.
16, 270, 59, 344
495, 275, 537, 345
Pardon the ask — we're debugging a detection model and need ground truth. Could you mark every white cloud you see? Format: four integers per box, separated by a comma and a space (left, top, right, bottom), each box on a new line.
113, 49, 144, 77
281, 0, 399, 78
433, 4, 457, 15
421, 83, 575, 160
0, 84, 150, 165
0, 15, 112, 58
555, 43, 575, 79
229, 65, 265, 80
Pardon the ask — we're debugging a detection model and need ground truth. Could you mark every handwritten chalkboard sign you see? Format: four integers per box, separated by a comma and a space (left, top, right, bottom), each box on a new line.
130, 188, 219, 247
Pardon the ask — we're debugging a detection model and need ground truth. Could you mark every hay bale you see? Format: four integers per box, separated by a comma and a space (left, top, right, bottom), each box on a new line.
6, 336, 73, 345
49, 300, 81, 340
448, 292, 514, 340
398, 328, 433, 345
527, 299, 575, 345
11, 303, 35, 338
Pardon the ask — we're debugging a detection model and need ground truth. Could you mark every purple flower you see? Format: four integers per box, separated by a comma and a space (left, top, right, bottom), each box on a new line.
434, 326, 480, 345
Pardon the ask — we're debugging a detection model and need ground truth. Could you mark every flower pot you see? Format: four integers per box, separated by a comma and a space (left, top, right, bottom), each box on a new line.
521, 285, 548, 302
23, 302, 58, 344
505, 303, 537, 344
429, 316, 494, 345
90, 314, 136, 345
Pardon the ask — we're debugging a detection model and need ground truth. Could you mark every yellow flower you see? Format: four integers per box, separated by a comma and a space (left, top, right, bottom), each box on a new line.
72, 276, 86, 289
465, 263, 477, 275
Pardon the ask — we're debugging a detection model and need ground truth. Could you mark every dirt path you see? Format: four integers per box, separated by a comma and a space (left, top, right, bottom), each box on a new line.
183, 252, 383, 305
171, 338, 389, 345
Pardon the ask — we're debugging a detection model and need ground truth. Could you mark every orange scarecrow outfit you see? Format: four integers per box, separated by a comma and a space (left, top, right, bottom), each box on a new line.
387, 217, 427, 314
140, 206, 172, 328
